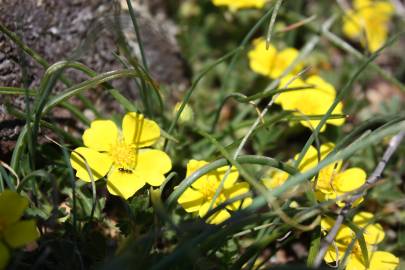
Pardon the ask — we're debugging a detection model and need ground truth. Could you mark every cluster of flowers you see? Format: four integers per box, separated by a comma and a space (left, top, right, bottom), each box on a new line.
69, 112, 401, 268
213, 0, 394, 53
263, 143, 366, 204
0, 190, 39, 269
322, 213, 399, 270
263, 143, 399, 269
248, 36, 345, 132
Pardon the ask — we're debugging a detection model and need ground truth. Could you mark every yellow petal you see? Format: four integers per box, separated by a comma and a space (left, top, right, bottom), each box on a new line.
296, 143, 338, 172
199, 202, 231, 224
320, 216, 334, 231
224, 182, 251, 211
365, 23, 388, 53
207, 210, 231, 224
186, 160, 238, 190
212, 0, 267, 9
107, 167, 145, 199
353, 212, 385, 244
82, 120, 118, 152
327, 101, 346, 127
122, 112, 160, 147
274, 47, 301, 78
177, 188, 204, 213
353, 211, 374, 227
248, 39, 278, 78
198, 201, 211, 218
306, 75, 336, 97
343, 12, 363, 39
354, 0, 372, 9
335, 225, 355, 243
135, 149, 172, 186
0, 190, 28, 226
276, 75, 307, 108
70, 147, 112, 182
321, 219, 354, 244
321, 217, 354, 244
0, 242, 9, 270
262, 170, 289, 189
241, 197, 253, 209
368, 251, 399, 270
210, 165, 239, 189
186, 160, 209, 178
363, 223, 385, 245
335, 168, 366, 193
347, 251, 399, 270
324, 244, 347, 263
277, 76, 344, 131
374, 2, 394, 16
4, 220, 39, 248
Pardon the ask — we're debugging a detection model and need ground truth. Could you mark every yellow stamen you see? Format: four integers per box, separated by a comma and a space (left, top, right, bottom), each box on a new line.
109, 140, 137, 170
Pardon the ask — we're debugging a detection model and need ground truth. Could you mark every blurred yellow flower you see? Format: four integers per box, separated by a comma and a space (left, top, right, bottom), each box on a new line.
276, 75, 345, 132
262, 144, 335, 190
322, 212, 399, 270
174, 102, 194, 124
70, 112, 172, 199
299, 143, 366, 204
212, 0, 268, 10
248, 38, 302, 79
343, 0, 394, 52
0, 190, 39, 269
177, 160, 252, 224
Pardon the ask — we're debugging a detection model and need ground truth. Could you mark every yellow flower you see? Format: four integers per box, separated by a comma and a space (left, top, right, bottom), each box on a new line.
276, 75, 345, 132
177, 160, 252, 224
262, 144, 335, 190
248, 38, 302, 79
343, 0, 394, 52
322, 212, 399, 270
262, 143, 365, 205
70, 112, 172, 199
298, 143, 366, 204
0, 190, 39, 269
212, 0, 268, 10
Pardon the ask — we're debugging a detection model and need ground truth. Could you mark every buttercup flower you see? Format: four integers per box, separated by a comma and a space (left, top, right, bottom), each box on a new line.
0, 190, 39, 269
262, 144, 337, 190
264, 143, 366, 205
322, 212, 399, 270
177, 160, 252, 224
212, 0, 268, 10
343, 0, 394, 52
248, 38, 302, 79
70, 112, 172, 199
299, 143, 366, 204
276, 75, 345, 132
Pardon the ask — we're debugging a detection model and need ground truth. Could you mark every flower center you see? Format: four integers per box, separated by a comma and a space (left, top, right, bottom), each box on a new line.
200, 179, 226, 205
202, 184, 218, 199
109, 140, 137, 170
352, 241, 363, 256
